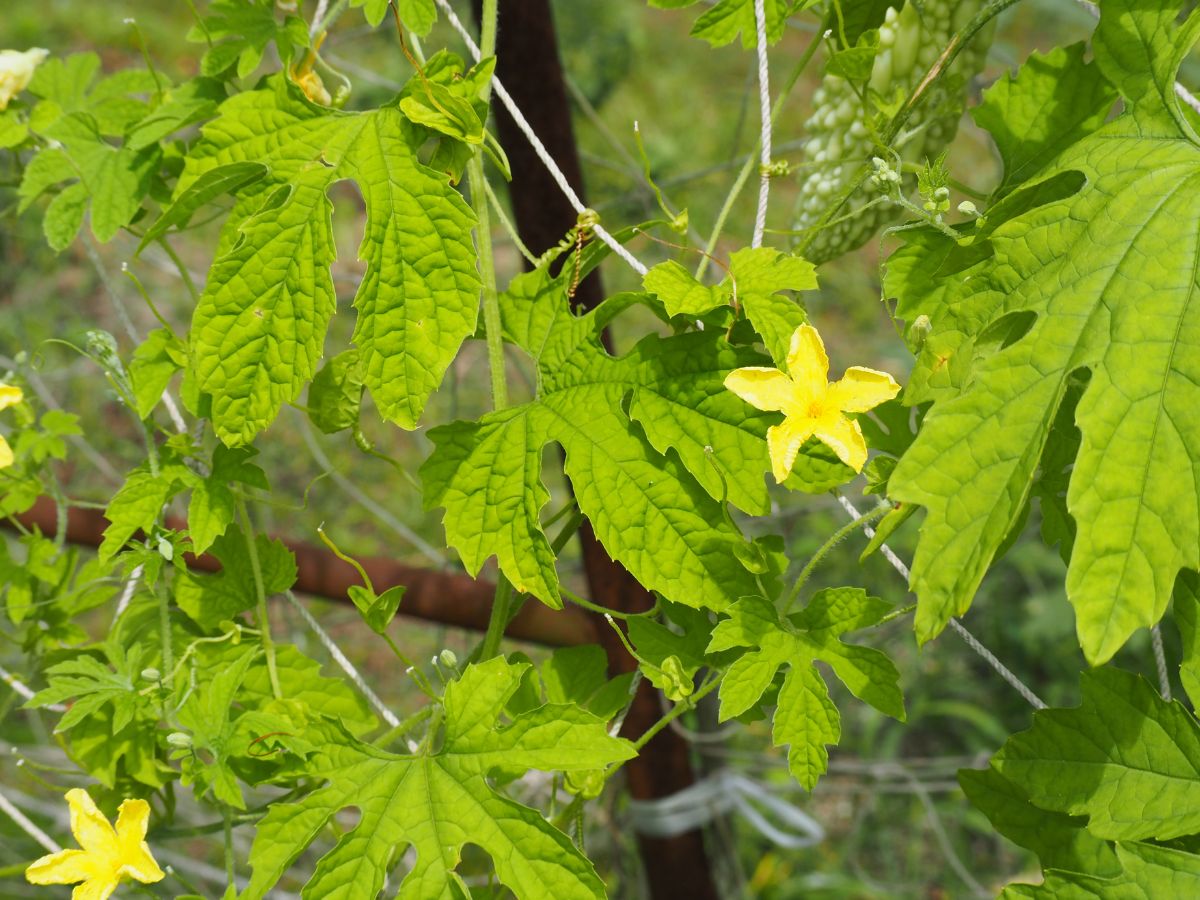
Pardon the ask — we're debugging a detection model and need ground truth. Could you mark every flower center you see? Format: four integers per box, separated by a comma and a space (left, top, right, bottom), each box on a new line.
805, 398, 827, 419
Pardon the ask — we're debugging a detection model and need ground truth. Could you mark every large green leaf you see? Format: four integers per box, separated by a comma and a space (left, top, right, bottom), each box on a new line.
1003, 842, 1200, 899
888, 2, 1200, 662
959, 765, 1119, 877
707, 588, 904, 788
649, 0, 805, 48
175, 78, 479, 445
422, 266, 766, 610
241, 657, 634, 899
995, 668, 1200, 842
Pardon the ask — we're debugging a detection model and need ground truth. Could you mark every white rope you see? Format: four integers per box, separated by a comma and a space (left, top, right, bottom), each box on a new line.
0, 784, 60, 853
1151, 623, 1171, 701
283, 590, 403, 731
113, 563, 143, 620
835, 494, 1047, 710
0, 662, 65, 712
751, 0, 772, 248
429, 0, 648, 276
628, 769, 824, 848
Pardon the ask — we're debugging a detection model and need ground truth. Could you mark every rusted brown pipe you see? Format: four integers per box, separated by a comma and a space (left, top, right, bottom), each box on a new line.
8, 497, 593, 647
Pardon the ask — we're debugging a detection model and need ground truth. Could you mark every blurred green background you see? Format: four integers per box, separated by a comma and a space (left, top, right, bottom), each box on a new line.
0, 1, 1183, 897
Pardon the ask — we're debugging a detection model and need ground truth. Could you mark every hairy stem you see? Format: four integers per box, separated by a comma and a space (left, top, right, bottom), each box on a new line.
237, 498, 282, 699
782, 503, 891, 613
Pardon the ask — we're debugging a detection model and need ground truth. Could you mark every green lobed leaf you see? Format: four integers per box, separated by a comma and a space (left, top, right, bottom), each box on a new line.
99, 466, 187, 561
241, 657, 634, 900
970, 43, 1117, 197
642, 260, 728, 318
423, 265, 767, 611
1003, 842, 1200, 899
175, 78, 479, 445
888, 4, 1200, 662
994, 667, 1200, 842
724, 247, 814, 368
959, 765, 1119, 877
651, 0, 806, 49
1175, 571, 1200, 709
707, 588, 904, 788
175, 526, 296, 630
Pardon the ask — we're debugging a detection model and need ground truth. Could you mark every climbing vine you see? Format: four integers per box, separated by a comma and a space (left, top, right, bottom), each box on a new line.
3, 0, 1200, 896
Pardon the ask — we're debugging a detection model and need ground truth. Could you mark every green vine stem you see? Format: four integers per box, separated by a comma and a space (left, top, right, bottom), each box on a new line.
471, 0, 517, 661
237, 497, 283, 699
696, 30, 823, 280
631, 674, 721, 753
782, 502, 891, 614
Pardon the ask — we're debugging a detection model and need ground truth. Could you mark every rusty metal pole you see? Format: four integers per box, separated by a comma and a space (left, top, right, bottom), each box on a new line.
471, 2, 721, 896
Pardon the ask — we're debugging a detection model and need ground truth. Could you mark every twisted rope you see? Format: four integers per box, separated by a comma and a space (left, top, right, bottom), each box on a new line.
751, 0, 772, 248
430, 0, 648, 276
835, 495, 1047, 710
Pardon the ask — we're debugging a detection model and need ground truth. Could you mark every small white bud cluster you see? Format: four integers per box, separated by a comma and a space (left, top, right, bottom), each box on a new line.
869, 156, 902, 193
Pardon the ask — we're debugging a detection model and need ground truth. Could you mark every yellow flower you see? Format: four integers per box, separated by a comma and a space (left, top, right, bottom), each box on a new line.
0, 48, 49, 111
0, 434, 12, 470
725, 324, 900, 481
0, 382, 23, 411
26, 788, 164, 900
294, 69, 331, 106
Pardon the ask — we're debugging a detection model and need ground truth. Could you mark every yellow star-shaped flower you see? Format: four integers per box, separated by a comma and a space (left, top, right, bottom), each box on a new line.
0, 48, 49, 111
0, 383, 22, 411
0, 382, 21, 470
725, 324, 900, 482
26, 788, 164, 900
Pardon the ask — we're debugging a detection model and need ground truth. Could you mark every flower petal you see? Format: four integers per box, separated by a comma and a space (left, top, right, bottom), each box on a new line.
115, 800, 164, 884
813, 415, 869, 472
71, 876, 120, 900
65, 789, 118, 857
785, 325, 829, 399
26, 849, 96, 885
724, 367, 797, 413
0, 382, 22, 411
827, 366, 900, 413
0, 434, 12, 470
767, 416, 816, 483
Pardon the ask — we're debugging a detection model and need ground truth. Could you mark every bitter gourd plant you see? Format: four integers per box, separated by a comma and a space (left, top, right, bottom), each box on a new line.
3, 0, 1200, 896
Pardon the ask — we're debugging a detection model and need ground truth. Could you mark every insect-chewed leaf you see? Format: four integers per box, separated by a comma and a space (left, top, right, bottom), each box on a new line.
174, 77, 479, 445
241, 657, 634, 900
889, 1, 1200, 663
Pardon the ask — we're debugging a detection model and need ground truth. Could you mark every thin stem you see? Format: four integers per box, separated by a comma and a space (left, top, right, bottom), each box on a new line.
238, 498, 282, 699
374, 704, 434, 749
471, 0, 514, 660
478, 577, 513, 661
564, 587, 655, 621
470, 156, 508, 411
155, 236, 200, 304
223, 806, 235, 888
156, 580, 174, 712
782, 503, 891, 614
632, 674, 721, 752
697, 30, 822, 279
484, 176, 538, 265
